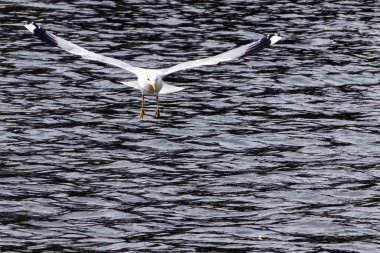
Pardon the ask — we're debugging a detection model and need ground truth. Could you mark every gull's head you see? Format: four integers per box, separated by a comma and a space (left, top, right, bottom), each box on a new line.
143, 72, 162, 91
138, 71, 163, 93
147, 75, 157, 91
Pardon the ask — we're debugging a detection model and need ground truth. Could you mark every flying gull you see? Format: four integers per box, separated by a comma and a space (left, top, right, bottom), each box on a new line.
24, 21, 281, 119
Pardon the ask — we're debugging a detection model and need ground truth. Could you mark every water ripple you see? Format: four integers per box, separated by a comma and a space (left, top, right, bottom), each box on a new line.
1, 0, 380, 252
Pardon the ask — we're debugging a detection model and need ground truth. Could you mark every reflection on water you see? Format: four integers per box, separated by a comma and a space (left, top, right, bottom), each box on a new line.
1, 0, 380, 251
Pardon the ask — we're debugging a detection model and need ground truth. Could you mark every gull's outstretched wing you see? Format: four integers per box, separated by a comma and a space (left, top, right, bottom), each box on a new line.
160, 34, 281, 76
24, 21, 141, 75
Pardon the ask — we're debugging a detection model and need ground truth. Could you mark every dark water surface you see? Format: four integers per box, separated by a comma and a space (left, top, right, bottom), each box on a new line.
1, 0, 380, 252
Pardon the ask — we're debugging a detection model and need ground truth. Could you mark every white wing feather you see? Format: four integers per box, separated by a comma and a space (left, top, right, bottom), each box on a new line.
160, 83, 185, 94
24, 22, 141, 75
160, 34, 281, 76
120, 81, 140, 90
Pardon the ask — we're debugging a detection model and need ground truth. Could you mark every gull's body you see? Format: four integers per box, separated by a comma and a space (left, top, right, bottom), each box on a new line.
24, 21, 281, 118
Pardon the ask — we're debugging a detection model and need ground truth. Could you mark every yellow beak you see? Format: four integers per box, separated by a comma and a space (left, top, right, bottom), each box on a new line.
152, 82, 156, 91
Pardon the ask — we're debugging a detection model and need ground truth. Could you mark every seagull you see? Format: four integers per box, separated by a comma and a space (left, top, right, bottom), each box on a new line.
24, 21, 281, 119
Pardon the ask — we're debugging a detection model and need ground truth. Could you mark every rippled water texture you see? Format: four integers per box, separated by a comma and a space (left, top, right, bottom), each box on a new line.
1, 0, 380, 252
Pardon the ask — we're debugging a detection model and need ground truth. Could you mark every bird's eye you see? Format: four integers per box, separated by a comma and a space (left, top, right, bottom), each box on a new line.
147, 78, 150, 81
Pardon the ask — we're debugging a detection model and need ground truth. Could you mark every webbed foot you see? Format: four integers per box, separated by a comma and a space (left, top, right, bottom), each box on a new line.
155, 108, 160, 118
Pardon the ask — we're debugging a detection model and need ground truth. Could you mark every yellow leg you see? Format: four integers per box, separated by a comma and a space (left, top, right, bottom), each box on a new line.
140, 94, 145, 119
155, 94, 160, 118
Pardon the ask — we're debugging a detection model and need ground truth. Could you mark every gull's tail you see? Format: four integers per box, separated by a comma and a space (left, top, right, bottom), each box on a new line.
121, 81, 184, 94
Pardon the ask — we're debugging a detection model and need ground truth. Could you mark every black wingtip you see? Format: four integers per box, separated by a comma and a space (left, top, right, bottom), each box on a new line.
241, 36, 272, 58
25, 22, 59, 47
